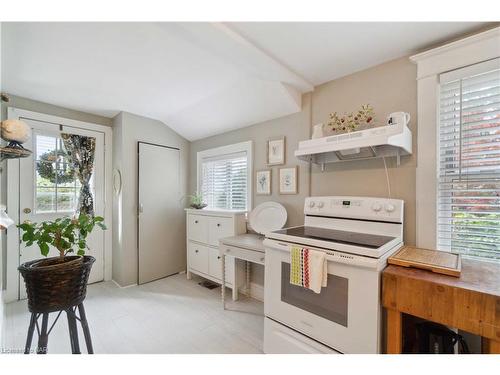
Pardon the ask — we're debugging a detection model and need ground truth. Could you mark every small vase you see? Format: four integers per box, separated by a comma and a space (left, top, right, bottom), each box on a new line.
311, 123, 324, 139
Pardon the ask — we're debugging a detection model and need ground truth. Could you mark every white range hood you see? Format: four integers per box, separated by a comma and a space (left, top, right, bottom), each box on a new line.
295, 123, 412, 169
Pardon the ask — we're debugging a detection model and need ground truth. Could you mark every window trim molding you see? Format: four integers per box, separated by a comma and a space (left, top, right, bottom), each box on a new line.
196, 141, 253, 211
411, 26, 500, 249
410, 27, 500, 79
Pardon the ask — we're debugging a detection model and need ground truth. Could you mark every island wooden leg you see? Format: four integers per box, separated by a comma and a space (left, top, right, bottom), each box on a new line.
246, 261, 251, 297
221, 254, 226, 309
386, 309, 403, 354
482, 338, 500, 354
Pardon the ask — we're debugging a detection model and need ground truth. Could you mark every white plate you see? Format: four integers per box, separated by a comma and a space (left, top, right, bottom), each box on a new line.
249, 202, 287, 235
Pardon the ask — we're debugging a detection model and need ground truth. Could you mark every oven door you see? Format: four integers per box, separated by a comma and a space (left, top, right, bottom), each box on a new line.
264, 239, 382, 354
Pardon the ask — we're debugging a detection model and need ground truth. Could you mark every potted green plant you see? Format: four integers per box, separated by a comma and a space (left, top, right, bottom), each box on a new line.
189, 192, 207, 209
17, 214, 106, 313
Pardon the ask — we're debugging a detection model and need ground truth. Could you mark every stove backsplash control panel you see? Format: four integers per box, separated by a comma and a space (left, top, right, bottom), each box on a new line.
304, 196, 403, 223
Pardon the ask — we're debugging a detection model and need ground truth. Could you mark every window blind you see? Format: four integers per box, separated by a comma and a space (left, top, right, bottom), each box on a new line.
200, 151, 248, 210
438, 59, 500, 261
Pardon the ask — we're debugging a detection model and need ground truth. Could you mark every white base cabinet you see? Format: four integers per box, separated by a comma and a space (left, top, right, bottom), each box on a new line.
186, 209, 246, 300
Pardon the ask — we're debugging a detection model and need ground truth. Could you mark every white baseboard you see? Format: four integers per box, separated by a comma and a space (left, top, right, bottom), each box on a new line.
250, 282, 264, 302
239, 282, 264, 302
110, 276, 264, 302
111, 279, 137, 289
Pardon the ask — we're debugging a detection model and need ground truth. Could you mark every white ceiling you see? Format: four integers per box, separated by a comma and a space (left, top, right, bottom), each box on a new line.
1, 22, 486, 140
228, 22, 487, 86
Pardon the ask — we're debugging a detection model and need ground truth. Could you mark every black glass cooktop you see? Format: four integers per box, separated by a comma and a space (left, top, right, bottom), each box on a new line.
272, 226, 395, 249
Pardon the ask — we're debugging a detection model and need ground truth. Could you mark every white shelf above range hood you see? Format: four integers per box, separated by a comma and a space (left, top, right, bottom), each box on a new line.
295, 123, 412, 170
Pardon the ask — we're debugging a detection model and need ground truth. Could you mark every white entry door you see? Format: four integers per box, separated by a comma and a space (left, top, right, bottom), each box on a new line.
18, 119, 105, 298
138, 142, 183, 284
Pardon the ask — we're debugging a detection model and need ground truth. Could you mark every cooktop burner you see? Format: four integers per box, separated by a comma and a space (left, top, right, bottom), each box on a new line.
272, 226, 396, 249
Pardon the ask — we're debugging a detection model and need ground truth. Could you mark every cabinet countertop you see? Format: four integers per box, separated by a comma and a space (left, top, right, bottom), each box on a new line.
384, 258, 500, 298
185, 208, 247, 215
219, 233, 266, 253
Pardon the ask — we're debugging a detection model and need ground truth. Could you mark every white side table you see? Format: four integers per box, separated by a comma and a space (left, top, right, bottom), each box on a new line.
219, 234, 266, 309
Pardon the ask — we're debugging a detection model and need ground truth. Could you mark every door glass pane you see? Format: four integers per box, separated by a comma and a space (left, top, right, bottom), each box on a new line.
35, 160, 56, 213
36, 187, 57, 213
35, 135, 56, 159
281, 262, 349, 327
34, 134, 81, 214
36, 161, 56, 187
57, 187, 78, 212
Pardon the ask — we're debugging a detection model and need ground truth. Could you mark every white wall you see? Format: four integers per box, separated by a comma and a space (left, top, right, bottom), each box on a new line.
190, 57, 417, 287
112, 112, 190, 286
0, 20, 5, 347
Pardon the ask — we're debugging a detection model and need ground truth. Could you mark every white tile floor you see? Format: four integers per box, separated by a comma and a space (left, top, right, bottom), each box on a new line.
2, 274, 264, 354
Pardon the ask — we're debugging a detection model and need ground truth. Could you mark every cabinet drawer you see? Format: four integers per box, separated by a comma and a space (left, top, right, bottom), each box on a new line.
208, 217, 233, 246
208, 248, 234, 284
187, 214, 208, 243
188, 242, 209, 274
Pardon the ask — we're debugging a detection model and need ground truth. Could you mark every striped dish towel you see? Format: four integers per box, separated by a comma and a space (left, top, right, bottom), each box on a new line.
290, 246, 327, 294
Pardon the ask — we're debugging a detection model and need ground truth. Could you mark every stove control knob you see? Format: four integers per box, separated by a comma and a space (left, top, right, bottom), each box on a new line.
385, 203, 395, 213
317, 201, 324, 208
309, 201, 316, 208
371, 203, 382, 212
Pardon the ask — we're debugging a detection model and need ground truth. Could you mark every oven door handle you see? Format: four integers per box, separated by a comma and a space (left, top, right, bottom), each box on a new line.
263, 238, 379, 268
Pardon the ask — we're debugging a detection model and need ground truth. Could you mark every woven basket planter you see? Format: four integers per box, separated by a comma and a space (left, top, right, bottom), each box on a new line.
18, 255, 95, 313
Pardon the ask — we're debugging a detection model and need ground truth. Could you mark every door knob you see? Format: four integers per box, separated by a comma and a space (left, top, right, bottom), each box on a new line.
23, 208, 32, 214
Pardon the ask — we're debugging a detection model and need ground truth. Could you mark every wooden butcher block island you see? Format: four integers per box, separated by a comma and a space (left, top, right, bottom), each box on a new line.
382, 257, 500, 354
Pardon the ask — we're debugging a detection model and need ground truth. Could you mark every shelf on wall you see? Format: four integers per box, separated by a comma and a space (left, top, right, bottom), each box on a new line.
0, 145, 32, 162
295, 123, 412, 171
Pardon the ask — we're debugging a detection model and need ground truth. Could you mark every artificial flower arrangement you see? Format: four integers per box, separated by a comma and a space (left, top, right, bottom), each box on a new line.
327, 104, 375, 134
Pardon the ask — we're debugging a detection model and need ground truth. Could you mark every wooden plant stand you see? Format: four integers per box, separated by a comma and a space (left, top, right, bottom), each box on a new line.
24, 303, 93, 354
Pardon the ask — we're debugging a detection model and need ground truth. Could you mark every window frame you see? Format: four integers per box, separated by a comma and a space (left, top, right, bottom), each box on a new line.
411, 27, 500, 251
196, 141, 253, 211
437, 59, 500, 261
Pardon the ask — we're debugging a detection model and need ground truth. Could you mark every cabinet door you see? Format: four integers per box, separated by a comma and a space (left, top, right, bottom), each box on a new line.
208, 248, 235, 285
187, 214, 208, 243
208, 217, 233, 246
188, 242, 209, 274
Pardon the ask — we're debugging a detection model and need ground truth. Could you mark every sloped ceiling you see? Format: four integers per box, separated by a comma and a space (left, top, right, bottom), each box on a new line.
228, 22, 488, 86
1, 22, 486, 140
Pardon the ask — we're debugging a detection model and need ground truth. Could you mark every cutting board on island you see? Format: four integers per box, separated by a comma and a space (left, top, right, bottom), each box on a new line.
388, 246, 461, 277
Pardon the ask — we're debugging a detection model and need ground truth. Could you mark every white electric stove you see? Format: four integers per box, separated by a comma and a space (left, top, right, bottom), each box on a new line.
263, 196, 404, 354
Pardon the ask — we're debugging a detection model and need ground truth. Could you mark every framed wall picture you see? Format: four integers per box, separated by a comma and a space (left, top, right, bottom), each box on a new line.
267, 136, 285, 165
279, 166, 298, 195
256, 170, 271, 195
